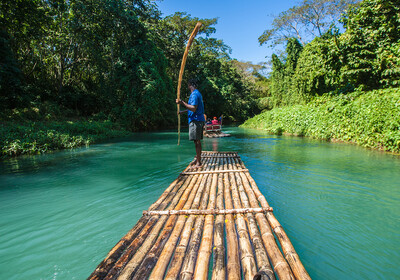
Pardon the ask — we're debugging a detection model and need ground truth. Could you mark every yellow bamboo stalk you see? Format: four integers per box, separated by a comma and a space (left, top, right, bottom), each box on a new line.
226, 158, 257, 280
143, 207, 272, 216
193, 164, 218, 279
179, 158, 215, 280
181, 169, 248, 175
223, 158, 241, 280
212, 157, 226, 280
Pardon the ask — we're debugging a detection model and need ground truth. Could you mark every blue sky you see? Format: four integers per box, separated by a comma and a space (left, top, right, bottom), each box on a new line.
156, 0, 299, 65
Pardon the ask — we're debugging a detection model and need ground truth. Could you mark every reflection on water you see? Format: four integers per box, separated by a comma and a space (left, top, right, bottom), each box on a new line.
0, 127, 399, 279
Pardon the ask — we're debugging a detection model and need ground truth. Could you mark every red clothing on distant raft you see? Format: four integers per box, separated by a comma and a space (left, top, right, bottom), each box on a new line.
211, 120, 219, 125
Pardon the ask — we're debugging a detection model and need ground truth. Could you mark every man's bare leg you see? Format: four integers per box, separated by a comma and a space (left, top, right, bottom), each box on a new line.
193, 140, 202, 168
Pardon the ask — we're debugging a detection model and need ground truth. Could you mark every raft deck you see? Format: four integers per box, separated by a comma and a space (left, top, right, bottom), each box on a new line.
88, 152, 310, 280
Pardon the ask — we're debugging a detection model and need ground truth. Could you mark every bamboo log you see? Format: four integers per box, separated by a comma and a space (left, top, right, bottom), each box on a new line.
193, 164, 218, 279
236, 159, 311, 280
223, 159, 241, 280
231, 159, 295, 280
181, 169, 248, 175
177, 22, 202, 145
212, 158, 226, 280
227, 158, 257, 280
200, 155, 240, 158
230, 158, 276, 280
201, 151, 238, 155
163, 158, 215, 280
143, 208, 272, 216
179, 161, 214, 280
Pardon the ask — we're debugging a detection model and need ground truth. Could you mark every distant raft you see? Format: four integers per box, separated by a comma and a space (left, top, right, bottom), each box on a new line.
203, 123, 230, 138
88, 151, 311, 280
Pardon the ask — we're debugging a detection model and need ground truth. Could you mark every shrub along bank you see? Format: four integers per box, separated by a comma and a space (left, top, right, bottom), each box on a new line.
242, 88, 400, 153
0, 120, 131, 158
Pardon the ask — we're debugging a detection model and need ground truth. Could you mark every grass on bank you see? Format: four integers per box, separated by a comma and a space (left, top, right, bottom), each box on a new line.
242, 88, 400, 153
0, 120, 131, 159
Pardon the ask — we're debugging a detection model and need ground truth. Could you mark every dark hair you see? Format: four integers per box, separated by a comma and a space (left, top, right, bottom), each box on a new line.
188, 78, 198, 88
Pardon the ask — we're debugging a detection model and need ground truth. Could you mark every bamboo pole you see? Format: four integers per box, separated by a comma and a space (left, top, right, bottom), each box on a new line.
193, 160, 218, 279
230, 158, 276, 280
233, 158, 296, 280
223, 158, 241, 280
227, 158, 257, 280
88, 176, 186, 280
212, 157, 226, 280
177, 22, 202, 145
143, 208, 272, 216
181, 169, 249, 175
163, 158, 214, 280
238, 160, 311, 280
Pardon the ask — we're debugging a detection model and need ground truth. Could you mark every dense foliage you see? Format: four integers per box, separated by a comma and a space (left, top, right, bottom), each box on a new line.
1, 0, 260, 157
0, 1, 259, 126
265, 0, 400, 106
2, 0, 399, 157
0, 120, 130, 158
244, 0, 400, 154
243, 88, 400, 153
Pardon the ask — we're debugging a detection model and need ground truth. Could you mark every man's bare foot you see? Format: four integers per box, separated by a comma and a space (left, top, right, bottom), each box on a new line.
189, 164, 202, 170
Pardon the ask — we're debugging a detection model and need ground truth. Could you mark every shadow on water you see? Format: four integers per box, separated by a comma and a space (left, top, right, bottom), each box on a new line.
0, 126, 399, 280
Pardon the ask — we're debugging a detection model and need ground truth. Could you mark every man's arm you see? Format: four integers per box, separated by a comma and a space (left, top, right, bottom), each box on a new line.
176, 99, 198, 112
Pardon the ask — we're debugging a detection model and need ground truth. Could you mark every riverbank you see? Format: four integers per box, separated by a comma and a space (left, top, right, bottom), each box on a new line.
242, 88, 400, 154
0, 120, 131, 159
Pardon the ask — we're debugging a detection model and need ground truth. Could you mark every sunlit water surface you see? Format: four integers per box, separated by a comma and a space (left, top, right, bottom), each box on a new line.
0, 127, 399, 279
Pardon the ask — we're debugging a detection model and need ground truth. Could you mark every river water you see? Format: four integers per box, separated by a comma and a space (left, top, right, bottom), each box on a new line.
0, 127, 399, 279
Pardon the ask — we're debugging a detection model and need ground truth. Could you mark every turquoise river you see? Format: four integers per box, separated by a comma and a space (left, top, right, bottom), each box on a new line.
0, 127, 399, 279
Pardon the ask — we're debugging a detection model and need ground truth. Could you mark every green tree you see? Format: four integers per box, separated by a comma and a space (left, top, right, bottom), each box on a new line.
292, 33, 342, 101
259, 0, 359, 47
339, 0, 400, 89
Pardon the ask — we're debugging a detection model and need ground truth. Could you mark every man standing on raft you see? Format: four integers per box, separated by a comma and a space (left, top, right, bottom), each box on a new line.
176, 79, 205, 169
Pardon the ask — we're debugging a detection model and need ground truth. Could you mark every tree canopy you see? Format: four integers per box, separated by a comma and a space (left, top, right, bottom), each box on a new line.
259, 0, 359, 47
0, 0, 260, 129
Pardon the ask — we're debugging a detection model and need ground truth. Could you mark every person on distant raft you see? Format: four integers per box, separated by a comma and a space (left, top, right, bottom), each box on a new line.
176, 78, 206, 169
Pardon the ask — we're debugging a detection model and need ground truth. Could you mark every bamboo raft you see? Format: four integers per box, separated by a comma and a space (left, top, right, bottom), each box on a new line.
88, 152, 311, 280
204, 131, 231, 138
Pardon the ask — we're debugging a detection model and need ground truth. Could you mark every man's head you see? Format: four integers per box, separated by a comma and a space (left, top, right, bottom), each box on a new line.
188, 78, 198, 91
